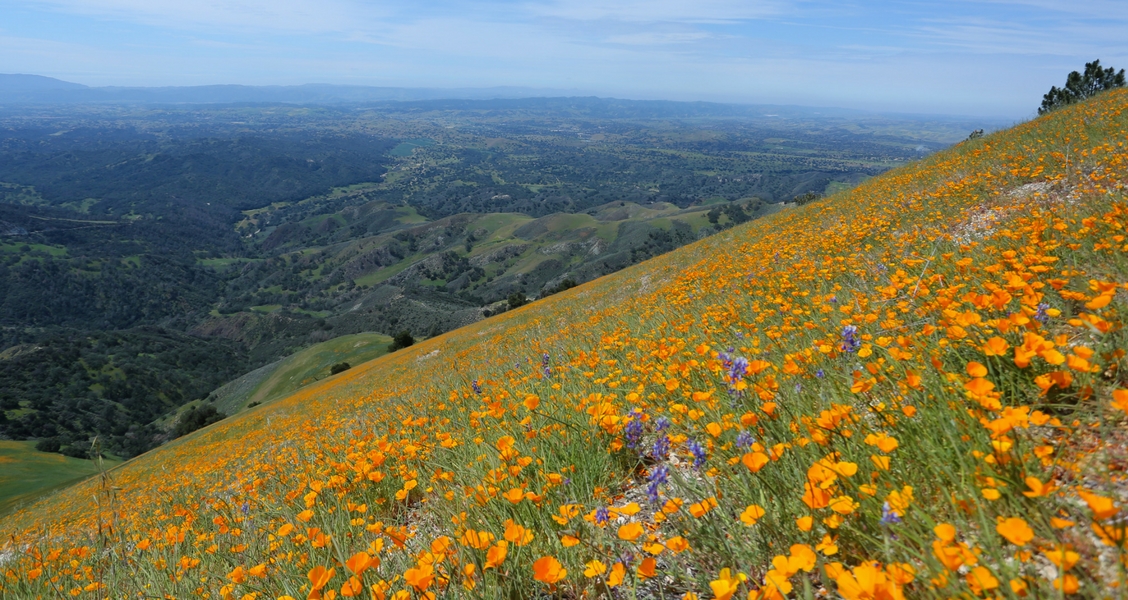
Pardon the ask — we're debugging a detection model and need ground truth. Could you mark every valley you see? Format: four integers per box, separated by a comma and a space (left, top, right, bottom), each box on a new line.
0, 96, 993, 492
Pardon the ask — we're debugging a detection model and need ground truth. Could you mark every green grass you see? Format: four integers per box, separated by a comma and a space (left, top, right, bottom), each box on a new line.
353, 258, 418, 287
0, 242, 68, 257
824, 180, 860, 196
59, 198, 99, 213
211, 332, 393, 415
198, 257, 261, 268
394, 205, 430, 224
388, 138, 435, 157
299, 213, 347, 228
0, 182, 48, 206
471, 212, 532, 233
0, 441, 119, 517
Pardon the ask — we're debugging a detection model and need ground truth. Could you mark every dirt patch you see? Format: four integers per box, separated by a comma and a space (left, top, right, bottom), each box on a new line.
949, 181, 1069, 244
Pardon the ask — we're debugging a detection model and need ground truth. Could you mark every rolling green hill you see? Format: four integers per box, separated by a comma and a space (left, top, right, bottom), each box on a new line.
0, 440, 119, 516
208, 332, 394, 415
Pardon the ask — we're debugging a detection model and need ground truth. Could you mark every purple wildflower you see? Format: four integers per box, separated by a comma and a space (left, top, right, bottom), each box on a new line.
651, 433, 670, 460
687, 439, 708, 470
880, 501, 902, 525
729, 356, 750, 383
595, 506, 610, 525
624, 409, 645, 451
841, 325, 861, 353
646, 465, 669, 503
735, 430, 755, 449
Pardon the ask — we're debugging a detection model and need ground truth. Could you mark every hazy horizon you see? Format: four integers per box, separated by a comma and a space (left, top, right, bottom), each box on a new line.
2, 0, 1127, 119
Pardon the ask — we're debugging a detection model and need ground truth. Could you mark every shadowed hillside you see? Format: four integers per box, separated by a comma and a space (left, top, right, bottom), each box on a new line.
1, 91, 1126, 598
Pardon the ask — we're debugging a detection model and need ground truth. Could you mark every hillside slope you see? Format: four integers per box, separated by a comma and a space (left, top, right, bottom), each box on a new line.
2, 91, 1127, 599
207, 332, 393, 415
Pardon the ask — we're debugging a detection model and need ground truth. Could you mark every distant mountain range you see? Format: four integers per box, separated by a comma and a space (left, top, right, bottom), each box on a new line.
0, 74, 998, 123
0, 73, 590, 105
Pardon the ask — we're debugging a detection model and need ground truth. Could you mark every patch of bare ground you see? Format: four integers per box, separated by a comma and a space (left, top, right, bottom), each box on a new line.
949, 181, 1073, 244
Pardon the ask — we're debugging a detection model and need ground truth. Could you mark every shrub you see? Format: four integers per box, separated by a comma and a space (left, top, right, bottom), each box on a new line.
59, 444, 89, 460
389, 331, 415, 351
173, 405, 226, 438
793, 191, 821, 205
330, 362, 351, 375
541, 278, 578, 298
507, 292, 528, 309
34, 437, 61, 453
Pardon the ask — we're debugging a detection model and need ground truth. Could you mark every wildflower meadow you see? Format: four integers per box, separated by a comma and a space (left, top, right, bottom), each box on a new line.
3, 90, 1128, 599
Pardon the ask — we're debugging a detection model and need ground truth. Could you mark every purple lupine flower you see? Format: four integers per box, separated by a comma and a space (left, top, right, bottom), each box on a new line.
595, 506, 610, 525
471, 380, 482, 394
735, 430, 755, 449
816, 369, 825, 378
1034, 303, 1050, 324
624, 409, 645, 451
840, 325, 861, 353
651, 433, 670, 460
729, 356, 750, 383
687, 439, 708, 470
646, 465, 669, 503
880, 501, 902, 525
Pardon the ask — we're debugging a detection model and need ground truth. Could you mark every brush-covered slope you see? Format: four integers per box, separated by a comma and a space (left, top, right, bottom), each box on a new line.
2, 91, 1127, 599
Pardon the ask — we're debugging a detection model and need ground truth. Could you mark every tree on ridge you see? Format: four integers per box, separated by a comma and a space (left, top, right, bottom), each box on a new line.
1040, 60, 1126, 115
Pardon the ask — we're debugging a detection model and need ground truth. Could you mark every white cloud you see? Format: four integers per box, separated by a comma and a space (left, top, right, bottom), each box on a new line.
976, 0, 1128, 20
604, 31, 716, 45
529, 0, 787, 23
33, 0, 380, 34
5, 0, 1127, 116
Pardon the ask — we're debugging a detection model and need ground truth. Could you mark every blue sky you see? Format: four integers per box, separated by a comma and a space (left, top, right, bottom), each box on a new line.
1, 0, 1125, 117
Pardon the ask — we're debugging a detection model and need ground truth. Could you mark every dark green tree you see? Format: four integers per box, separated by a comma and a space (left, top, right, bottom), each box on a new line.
722, 202, 750, 225
507, 292, 528, 309
389, 331, 415, 351
1040, 60, 1125, 115
173, 405, 226, 438
793, 191, 821, 206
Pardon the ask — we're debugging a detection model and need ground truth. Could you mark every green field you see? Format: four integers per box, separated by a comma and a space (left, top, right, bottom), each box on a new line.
211, 332, 394, 415
388, 138, 435, 157
0, 441, 119, 516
